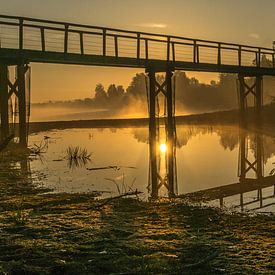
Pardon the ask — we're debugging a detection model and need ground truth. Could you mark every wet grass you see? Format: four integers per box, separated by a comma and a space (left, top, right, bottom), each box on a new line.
0, 189, 274, 274
0, 146, 274, 274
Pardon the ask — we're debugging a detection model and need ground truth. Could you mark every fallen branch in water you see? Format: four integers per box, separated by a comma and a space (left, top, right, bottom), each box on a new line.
87, 166, 137, 171
90, 190, 142, 209
184, 249, 222, 269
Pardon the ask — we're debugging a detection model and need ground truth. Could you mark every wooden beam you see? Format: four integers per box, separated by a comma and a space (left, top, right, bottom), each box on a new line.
17, 64, 27, 146
0, 65, 9, 141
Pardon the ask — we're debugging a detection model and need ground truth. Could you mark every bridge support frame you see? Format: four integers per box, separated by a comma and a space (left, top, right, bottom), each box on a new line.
0, 62, 30, 147
147, 68, 177, 198
238, 74, 263, 125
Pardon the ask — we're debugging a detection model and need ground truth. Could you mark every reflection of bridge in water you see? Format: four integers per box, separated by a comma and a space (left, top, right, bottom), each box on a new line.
161, 129, 275, 211
0, 15, 275, 207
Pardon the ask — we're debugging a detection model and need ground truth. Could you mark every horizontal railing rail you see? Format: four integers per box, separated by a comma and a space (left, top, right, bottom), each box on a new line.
0, 14, 274, 69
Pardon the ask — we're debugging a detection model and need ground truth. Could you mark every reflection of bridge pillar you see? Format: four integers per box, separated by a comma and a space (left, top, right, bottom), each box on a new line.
238, 130, 264, 210
0, 65, 9, 142
238, 75, 263, 126
147, 68, 177, 198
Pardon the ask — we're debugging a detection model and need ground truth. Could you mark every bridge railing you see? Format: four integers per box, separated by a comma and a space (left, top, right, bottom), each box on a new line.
0, 14, 274, 68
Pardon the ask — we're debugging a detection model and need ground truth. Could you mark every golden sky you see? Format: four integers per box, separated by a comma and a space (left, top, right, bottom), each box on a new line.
0, 0, 274, 102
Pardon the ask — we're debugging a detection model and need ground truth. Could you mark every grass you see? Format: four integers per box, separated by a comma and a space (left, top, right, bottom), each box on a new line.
0, 187, 274, 274
66, 146, 91, 169
0, 142, 274, 274
66, 146, 91, 160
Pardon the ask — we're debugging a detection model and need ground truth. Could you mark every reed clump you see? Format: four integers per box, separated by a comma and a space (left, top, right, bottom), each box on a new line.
66, 146, 91, 169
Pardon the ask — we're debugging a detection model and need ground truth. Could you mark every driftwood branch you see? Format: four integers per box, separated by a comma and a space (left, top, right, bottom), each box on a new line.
90, 190, 142, 209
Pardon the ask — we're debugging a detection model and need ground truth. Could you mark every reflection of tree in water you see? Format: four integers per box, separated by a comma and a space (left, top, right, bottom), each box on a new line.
132, 125, 239, 150
250, 134, 275, 163
131, 125, 275, 164
131, 127, 148, 144
216, 129, 239, 151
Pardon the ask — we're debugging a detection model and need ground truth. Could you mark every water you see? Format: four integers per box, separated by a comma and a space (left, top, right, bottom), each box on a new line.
4, 124, 275, 213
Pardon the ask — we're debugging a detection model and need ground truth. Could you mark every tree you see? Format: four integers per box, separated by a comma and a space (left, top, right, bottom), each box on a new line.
107, 84, 119, 99
126, 73, 146, 98
94, 83, 107, 104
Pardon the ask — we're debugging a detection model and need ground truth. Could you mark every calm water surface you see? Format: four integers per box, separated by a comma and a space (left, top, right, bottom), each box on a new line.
25, 124, 275, 213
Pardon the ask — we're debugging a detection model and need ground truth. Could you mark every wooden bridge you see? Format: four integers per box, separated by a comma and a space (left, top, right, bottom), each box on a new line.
1, 15, 275, 198
0, 15, 275, 74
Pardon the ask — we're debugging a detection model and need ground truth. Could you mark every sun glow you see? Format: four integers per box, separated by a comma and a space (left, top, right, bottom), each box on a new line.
159, 143, 167, 153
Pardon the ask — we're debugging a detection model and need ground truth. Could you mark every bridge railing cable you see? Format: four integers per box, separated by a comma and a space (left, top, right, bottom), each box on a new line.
0, 14, 274, 69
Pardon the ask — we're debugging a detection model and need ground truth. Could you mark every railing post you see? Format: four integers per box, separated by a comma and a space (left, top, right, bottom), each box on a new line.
137, 33, 140, 60
172, 42, 175, 62
167, 36, 170, 61
273, 53, 275, 68
193, 40, 197, 63
196, 45, 199, 63
238, 46, 242, 66
145, 39, 148, 60
114, 35, 118, 58
102, 29, 106, 56
217, 43, 221, 65
40, 27, 45, 52
19, 18, 24, 50
79, 32, 84, 55
64, 24, 69, 53
257, 48, 261, 67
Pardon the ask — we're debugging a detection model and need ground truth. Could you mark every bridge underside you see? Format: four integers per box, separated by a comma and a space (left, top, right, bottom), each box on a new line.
1, 49, 275, 76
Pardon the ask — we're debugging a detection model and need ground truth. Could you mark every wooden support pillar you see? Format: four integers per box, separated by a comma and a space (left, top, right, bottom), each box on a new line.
238, 74, 263, 127
255, 133, 263, 179
148, 69, 158, 198
0, 65, 9, 141
255, 76, 263, 125
238, 75, 246, 127
17, 64, 27, 147
166, 69, 175, 197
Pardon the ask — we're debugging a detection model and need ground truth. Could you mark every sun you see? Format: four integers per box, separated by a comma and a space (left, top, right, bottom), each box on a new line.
159, 143, 167, 153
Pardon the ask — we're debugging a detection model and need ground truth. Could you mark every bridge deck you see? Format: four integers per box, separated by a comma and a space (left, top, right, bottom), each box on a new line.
0, 15, 275, 75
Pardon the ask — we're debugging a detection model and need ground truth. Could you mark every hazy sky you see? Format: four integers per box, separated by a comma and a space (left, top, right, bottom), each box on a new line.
0, 0, 274, 102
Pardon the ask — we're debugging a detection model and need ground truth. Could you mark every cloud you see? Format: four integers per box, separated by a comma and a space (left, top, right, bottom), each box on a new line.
249, 33, 260, 39
136, 23, 168, 29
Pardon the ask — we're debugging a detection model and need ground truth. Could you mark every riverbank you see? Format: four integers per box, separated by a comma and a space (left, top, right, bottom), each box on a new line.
27, 103, 275, 134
